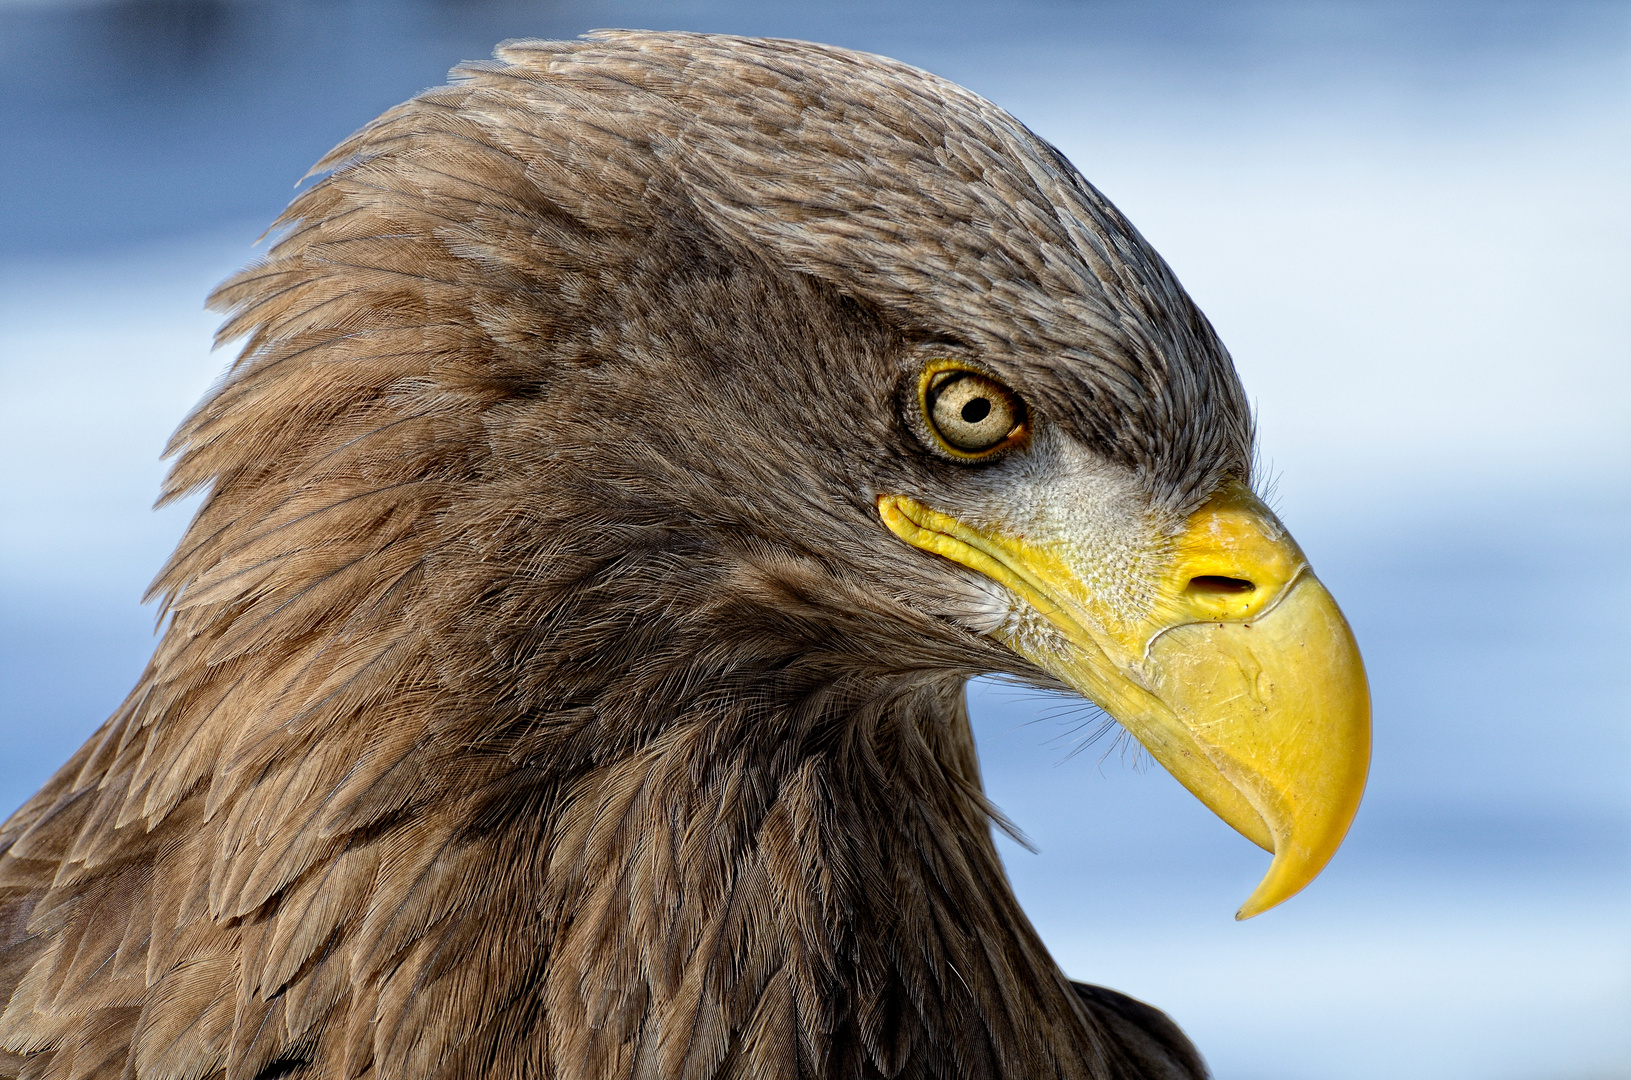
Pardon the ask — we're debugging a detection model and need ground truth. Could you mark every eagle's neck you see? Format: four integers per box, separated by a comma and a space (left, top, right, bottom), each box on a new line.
516, 673, 1108, 1080
2, 546, 1116, 1080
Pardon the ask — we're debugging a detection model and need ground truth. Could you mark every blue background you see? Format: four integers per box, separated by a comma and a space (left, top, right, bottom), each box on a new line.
2, 3, 1627, 1077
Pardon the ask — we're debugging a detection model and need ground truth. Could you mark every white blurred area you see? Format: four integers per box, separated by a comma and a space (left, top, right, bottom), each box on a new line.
1, 3, 1627, 1079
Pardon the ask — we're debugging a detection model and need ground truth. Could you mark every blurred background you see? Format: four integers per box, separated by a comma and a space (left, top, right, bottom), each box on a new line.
1, 1, 1627, 1077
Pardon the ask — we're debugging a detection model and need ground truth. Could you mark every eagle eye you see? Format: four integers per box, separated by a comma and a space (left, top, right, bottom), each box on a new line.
920, 364, 1026, 458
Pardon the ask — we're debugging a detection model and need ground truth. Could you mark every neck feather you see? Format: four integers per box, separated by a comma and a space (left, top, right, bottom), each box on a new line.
3, 570, 1124, 1080
506, 673, 1114, 1080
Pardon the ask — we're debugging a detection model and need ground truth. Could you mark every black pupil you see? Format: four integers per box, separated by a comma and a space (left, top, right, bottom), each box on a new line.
961, 397, 992, 424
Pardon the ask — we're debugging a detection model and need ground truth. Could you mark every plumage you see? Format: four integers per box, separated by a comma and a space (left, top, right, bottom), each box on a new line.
0, 29, 1326, 1080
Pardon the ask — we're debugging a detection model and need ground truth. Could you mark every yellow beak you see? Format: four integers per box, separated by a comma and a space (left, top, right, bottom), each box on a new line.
879, 483, 1370, 919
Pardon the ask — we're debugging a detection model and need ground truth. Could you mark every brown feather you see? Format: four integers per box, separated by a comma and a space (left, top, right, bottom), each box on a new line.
0, 31, 1242, 1080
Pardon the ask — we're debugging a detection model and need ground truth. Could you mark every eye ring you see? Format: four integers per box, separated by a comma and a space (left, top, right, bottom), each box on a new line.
916, 360, 1028, 460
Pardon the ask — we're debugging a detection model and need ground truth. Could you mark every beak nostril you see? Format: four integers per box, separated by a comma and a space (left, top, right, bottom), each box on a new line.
1188, 575, 1255, 595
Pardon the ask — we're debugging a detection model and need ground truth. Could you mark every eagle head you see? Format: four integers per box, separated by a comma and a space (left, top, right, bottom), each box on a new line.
0, 30, 1370, 1080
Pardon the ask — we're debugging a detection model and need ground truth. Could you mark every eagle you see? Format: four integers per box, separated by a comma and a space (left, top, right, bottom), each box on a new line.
0, 31, 1370, 1080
